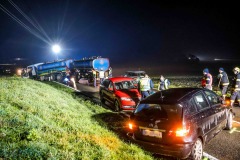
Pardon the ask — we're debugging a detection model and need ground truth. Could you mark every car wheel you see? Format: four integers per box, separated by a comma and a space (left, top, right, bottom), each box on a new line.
189, 138, 203, 160
225, 112, 233, 130
114, 100, 121, 112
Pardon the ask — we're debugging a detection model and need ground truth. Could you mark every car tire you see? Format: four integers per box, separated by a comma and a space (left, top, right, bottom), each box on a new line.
225, 112, 233, 130
114, 100, 121, 112
189, 138, 203, 160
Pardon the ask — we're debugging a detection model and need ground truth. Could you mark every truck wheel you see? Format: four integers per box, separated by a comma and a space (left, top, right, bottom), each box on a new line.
56, 74, 62, 81
114, 100, 121, 112
189, 138, 203, 160
40, 76, 44, 81
225, 112, 233, 130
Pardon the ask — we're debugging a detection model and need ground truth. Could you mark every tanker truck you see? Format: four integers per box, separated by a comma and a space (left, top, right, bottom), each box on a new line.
26, 56, 110, 86
26, 59, 73, 81
70, 57, 110, 83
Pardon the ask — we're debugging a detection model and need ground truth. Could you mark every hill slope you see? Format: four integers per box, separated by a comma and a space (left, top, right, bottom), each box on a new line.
0, 77, 153, 159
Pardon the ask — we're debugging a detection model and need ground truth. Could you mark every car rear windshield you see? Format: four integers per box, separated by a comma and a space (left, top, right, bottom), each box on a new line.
142, 88, 193, 104
134, 103, 181, 120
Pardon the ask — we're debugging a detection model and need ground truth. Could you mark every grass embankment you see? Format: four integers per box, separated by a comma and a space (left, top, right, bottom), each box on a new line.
0, 76, 153, 159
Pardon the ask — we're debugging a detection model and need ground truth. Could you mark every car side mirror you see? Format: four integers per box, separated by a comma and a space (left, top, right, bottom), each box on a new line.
108, 87, 113, 91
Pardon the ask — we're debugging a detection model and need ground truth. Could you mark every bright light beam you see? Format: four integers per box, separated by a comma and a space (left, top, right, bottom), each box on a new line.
0, 3, 50, 44
214, 58, 240, 61
52, 44, 61, 53
7, 0, 53, 43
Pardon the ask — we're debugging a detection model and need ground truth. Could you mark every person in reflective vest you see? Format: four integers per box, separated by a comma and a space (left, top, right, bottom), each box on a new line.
202, 68, 213, 90
158, 75, 170, 91
108, 67, 112, 78
139, 74, 153, 99
217, 67, 229, 100
230, 67, 240, 107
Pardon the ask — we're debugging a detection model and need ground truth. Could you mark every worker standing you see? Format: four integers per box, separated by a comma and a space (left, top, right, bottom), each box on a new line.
92, 70, 97, 87
64, 67, 71, 85
139, 74, 153, 99
230, 67, 240, 107
99, 70, 105, 84
217, 67, 229, 100
158, 75, 170, 91
202, 68, 213, 90
108, 67, 113, 78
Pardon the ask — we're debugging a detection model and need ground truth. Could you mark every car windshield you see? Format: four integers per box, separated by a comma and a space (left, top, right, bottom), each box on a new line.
138, 73, 145, 77
114, 80, 136, 90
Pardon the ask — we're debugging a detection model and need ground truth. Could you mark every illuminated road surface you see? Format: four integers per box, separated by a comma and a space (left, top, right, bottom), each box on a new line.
204, 107, 240, 160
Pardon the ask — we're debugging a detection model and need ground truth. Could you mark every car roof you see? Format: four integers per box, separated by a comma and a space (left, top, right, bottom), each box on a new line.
141, 88, 203, 104
109, 77, 134, 82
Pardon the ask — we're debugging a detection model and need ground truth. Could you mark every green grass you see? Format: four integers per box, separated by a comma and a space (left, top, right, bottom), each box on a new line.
0, 76, 153, 160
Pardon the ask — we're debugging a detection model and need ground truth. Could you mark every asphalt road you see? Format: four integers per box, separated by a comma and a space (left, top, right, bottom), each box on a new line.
203, 107, 240, 160
72, 82, 240, 160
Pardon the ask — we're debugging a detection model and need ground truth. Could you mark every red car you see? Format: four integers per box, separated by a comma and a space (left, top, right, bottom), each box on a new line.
99, 77, 141, 111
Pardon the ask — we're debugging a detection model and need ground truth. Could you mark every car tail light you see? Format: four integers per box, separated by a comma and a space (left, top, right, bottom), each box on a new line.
129, 123, 133, 130
169, 126, 190, 137
225, 100, 230, 106
128, 122, 137, 130
175, 127, 190, 137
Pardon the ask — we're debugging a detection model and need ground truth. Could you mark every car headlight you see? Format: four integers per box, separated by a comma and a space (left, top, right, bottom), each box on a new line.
121, 97, 133, 101
17, 69, 22, 75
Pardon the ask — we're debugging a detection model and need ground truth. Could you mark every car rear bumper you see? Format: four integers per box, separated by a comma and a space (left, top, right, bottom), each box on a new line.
127, 133, 193, 159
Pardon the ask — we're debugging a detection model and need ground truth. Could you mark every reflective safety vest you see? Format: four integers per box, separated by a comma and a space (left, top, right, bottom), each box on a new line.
233, 73, 240, 91
219, 71, 229, 86
201, 77, 206, 87
203, 73, 212, 85
140, 78, 151, 91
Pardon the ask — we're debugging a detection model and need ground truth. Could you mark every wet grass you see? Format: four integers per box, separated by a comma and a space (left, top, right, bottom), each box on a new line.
0, 76, 153, 160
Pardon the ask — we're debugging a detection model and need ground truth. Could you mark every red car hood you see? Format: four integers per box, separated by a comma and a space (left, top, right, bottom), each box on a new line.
115, 89, 141, 98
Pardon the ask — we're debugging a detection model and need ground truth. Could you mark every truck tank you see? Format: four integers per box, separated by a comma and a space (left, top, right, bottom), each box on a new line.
37, 59, 73, 76
71, 58, 109, 71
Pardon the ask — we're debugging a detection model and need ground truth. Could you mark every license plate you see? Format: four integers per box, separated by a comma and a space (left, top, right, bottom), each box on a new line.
142, 129, 162, 138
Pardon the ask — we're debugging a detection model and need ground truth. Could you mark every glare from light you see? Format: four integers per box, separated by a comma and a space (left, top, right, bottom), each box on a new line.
129, 123, 133, 130
52, 44, 61, 53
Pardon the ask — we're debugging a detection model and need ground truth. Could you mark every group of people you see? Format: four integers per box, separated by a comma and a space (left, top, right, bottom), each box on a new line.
138, 74, 170, 99
202, 67, 240, 107
138, 66, 240, 107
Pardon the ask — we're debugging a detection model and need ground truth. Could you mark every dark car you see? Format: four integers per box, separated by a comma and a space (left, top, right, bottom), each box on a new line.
124, 71, 146, 82
127, 88, 233, 160
99, 77, 141, 111
0, 64, 20, 76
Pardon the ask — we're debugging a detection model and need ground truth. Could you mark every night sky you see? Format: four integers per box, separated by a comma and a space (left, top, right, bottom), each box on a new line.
0, 0, 240, 75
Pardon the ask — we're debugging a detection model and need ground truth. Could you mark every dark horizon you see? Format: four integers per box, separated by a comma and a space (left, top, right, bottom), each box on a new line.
1, 0, 240, 75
